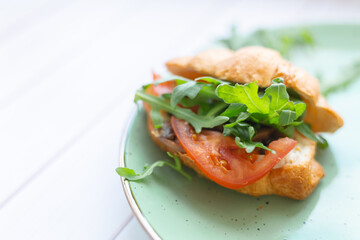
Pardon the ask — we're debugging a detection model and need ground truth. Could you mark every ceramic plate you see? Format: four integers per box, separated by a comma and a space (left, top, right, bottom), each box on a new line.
120, 24, 360, 240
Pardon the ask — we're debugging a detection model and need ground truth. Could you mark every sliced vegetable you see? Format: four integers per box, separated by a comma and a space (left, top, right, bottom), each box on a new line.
171, 117, 297, 189
146, 80, 176, 97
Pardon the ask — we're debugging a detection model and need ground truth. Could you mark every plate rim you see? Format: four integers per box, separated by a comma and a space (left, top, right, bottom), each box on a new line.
119, 107, 161, 240
119, 23, 360, 240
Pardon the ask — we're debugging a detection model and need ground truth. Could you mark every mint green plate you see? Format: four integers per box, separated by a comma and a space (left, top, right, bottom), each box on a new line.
120, 24, 360, 240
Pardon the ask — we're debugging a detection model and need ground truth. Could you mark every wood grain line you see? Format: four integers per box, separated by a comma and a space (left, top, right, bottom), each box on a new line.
0, 95, 122, 210
0, 0, 74, 45
110, 214, 135, 240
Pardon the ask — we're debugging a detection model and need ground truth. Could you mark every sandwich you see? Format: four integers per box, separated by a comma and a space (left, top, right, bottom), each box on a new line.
130, 46, 343, 200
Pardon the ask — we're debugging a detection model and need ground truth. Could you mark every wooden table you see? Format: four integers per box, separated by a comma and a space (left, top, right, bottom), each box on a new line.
0, 0, 359, 239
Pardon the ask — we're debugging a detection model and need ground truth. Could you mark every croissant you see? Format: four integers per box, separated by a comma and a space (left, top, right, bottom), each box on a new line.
142, 46, 343, 199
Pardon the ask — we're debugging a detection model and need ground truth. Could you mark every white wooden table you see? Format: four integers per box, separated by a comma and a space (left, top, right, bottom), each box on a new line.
0, 0, 359, 239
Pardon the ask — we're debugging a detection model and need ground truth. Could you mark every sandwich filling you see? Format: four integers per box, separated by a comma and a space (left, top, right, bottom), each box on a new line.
136, 73, 327, 189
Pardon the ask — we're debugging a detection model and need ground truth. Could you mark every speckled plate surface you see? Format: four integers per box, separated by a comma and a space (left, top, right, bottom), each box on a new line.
120, 24, 360, 240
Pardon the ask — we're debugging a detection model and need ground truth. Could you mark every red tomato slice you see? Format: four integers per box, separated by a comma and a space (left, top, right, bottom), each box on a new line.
171, 117, 297, 189
152, 71, 161, 81
147, 81, 176, 97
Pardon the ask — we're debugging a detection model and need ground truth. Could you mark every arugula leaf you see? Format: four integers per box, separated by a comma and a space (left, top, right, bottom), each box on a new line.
218, 26, 314, 59
218, 25, 242, 51
195, 76, 231, 85
265, 78, 289, 111
116, 152, 192, 181
277, 125, 295, 137
296, 123, 328, 148
278, 110, 297, 126
323, 61, 360, 97
220, 103, 247, 118
216, 82, 269, 114
291, 102, 307, 118
135, 89, 229, 133
150, 107, 163, 129
223, 122, 274, 153
223, 112, 250, 128
163, 76, 220, 106
172, 87, 218, 109
262, 78, 306, 124
213, 79, 315, 152
216, 79, 306, 127
223, 122, 255, 141
235, 137, 274, 154
170, 81, 206, 107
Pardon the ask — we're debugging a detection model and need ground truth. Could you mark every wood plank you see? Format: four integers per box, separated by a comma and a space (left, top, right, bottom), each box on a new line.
0, 104, 134, 239
0, 0, 70, 43
0, 1, 273, 239
0, 0, 237, 206
0, 28, 146, 204
114, 217, 151, 240
0, 0, 131, 107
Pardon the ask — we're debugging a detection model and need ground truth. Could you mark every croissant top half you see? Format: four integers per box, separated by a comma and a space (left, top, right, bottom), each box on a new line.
166, 46, 343, 133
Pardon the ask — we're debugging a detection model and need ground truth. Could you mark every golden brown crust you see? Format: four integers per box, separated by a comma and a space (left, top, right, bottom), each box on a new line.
146, 111, 324, 200
166, 46, 343, 133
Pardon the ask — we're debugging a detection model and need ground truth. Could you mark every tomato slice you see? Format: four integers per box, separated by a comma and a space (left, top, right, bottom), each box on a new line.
147, 80, 176, 97
171, 117, 297, 189
152, 71, 161, 81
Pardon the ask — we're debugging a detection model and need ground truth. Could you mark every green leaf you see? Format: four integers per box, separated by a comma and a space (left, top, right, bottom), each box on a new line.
218, 25, 242, 50
300, 29, 314, 45
135, 89, 229, 133
170, 81, 205, 107
264, 78, 289, 111
216, 80, 305, 129
218, 26, 315, 59
216, 82, 269, 114
116, 152, 192, 181
116, 167, 137, 179
195, 76, 231, 85
235, 137, 275, 154
214, 79, 313, 153
292, 102, 306, 118
296, 123, 328, 148
236, 112, 251, 122
150, 107, 163, 129
322, 61, 360, 97
278, 110, 297, 126
220, 103, 247, 118
223, 122, 255, 141
197, 102, 212, 116
205, 102, 228, 117
223, 123, 274, 153
278, 125, 295, 137
223, 112, 250, 128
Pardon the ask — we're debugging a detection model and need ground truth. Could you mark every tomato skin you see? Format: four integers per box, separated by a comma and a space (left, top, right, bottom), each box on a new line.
152, 71, 161, 81
171, 117, 297, 189
147, 80, 177, 97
